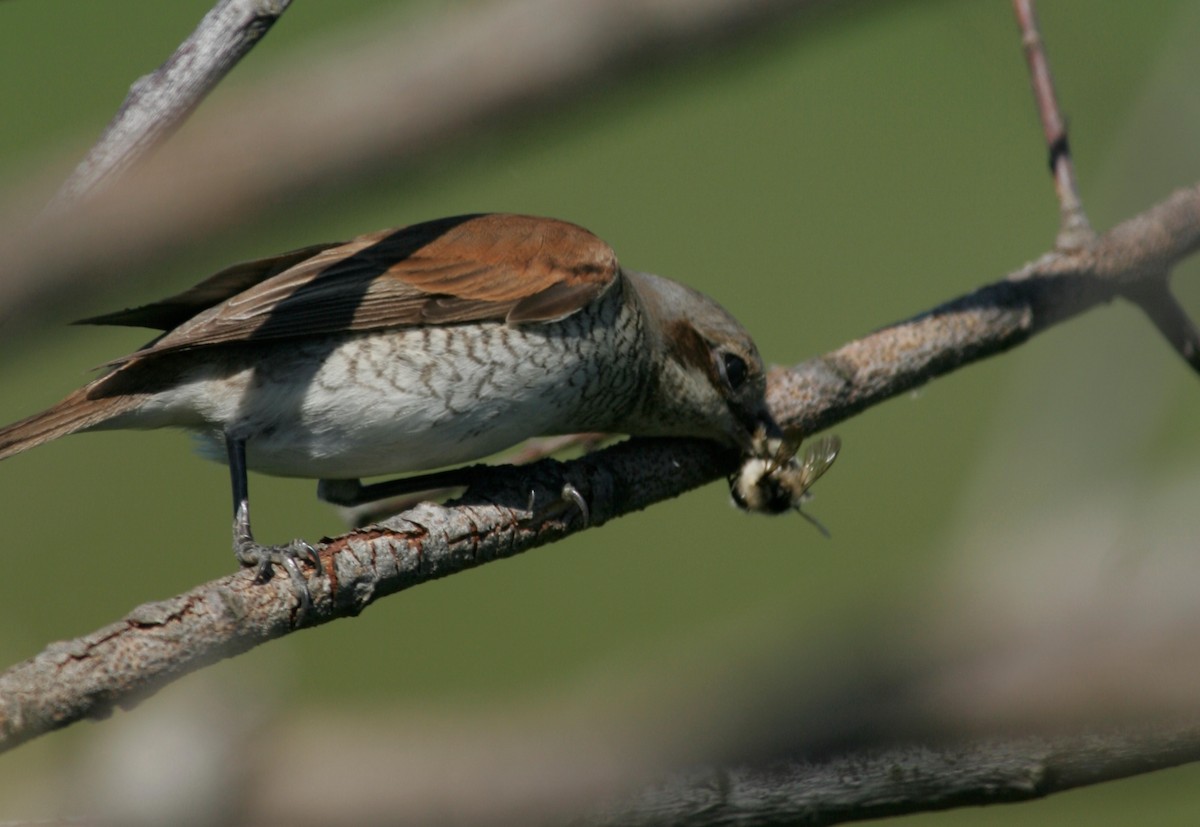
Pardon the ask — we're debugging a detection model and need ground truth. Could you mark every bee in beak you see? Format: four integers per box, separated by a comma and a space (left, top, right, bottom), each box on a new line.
730, 432, 842, 536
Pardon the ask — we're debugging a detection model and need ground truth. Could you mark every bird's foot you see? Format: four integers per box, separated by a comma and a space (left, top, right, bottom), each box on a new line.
234, 535, 322, 617
524, 482, 590, 528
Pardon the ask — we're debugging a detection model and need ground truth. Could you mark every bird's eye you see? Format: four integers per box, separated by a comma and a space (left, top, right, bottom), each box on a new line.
719, 351, 749, 391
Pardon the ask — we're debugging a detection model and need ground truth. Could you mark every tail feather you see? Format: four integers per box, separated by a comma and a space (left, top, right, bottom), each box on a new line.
0, 386, 141, 462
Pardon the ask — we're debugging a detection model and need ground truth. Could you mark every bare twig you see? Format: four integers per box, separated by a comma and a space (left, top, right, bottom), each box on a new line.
49, 0, 293, 207
1013, 0, 1092, 250
1012, 0, 1200, 372
1124, 283, 1200, 372
767, 189, 1200, 435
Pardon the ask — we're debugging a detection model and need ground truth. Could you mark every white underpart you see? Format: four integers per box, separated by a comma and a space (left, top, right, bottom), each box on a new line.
104, 307, 643, 479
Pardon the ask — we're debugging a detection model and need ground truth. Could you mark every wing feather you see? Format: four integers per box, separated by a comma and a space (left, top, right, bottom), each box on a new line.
77, 243, 343, 330
92, 214, 620, 364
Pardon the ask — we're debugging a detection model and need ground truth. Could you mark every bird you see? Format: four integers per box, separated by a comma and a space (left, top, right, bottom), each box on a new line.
0, 213, 779, 606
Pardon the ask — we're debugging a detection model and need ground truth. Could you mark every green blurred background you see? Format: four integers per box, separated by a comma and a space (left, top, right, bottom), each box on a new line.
1, 0, 1199, 822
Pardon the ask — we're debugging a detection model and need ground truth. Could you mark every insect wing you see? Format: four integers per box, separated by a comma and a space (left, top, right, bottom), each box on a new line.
794, 435, 841, 496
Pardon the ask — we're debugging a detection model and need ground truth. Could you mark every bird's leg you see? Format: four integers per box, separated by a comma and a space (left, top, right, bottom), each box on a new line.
227, 436, 321, 613
321, 468, 590, 531
317, 465, 486, 507
319, 435, 611, 513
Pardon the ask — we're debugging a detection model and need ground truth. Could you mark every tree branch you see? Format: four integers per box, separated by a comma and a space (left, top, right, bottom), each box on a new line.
581, 726, 1200, 827
1013, 0, 1092, 251
1011, 0, 1200, 371
48, 0, 293, 207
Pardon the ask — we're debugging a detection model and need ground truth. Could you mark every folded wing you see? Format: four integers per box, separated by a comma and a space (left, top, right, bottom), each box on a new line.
85, 214, 621, 363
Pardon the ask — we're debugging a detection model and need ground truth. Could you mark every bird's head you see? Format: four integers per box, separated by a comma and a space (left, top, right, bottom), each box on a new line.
623, 269, 780, 455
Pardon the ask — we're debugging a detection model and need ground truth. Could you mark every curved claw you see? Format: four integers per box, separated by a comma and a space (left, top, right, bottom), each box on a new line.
298, 541, 321, 570
236, 538, 320, 618
561, 483, 590, 528
276, 551, 313, 616
520, 482, 591, 529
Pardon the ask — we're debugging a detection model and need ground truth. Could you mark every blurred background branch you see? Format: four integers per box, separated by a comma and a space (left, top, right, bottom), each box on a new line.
0, 0, 824, 339
48, 0, 294, 207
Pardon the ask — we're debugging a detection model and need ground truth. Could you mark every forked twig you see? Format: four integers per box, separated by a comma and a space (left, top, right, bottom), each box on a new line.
1012, 0, 1200, 374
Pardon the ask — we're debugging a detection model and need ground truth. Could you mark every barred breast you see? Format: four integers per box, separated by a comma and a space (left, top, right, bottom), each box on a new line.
110, 275, 649, 479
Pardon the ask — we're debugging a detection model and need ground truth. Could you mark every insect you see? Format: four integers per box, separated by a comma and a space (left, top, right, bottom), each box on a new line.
730, 434, 841, 536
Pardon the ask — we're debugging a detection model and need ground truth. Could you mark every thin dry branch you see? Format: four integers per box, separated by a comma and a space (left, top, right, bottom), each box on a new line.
1013, 0, 1092, 250
1011, 0, 1200, 371
2, 183, 1198, 753
49, 0, 293, 207
0, 0, 823, 338
770, 185, 1200, 432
